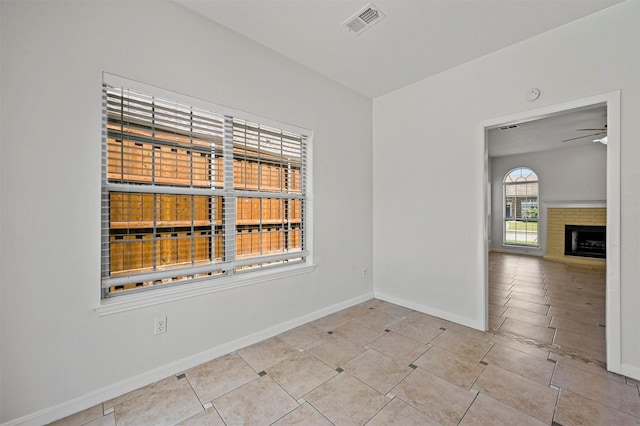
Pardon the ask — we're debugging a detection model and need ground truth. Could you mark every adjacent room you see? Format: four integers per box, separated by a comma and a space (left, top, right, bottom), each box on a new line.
1, 0, 639, 424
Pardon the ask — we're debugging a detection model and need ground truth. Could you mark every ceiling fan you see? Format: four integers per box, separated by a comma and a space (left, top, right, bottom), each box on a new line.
562, 125, 607, 144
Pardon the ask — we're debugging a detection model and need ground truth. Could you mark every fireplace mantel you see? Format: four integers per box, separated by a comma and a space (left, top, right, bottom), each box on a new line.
543, 200, 606, 209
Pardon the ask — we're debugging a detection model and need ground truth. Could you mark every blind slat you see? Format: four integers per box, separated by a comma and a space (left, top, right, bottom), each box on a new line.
101, 82, 310, 298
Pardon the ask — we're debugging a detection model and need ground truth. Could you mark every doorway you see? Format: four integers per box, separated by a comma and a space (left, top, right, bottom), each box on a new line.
479, 91, 621, 373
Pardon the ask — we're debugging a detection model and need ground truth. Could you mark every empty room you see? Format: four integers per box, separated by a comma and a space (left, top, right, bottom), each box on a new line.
1, 0, 640, 425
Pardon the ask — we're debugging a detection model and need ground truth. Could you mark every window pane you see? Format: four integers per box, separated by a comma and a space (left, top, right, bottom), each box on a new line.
503, 167, 538, 247
102, 81, 309, 297
108, 193, 222, 279
232, 119, 303, 193
106, 87, 224, 189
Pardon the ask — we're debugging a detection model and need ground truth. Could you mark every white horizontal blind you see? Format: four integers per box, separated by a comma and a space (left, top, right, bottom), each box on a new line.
101, 80, 310, 297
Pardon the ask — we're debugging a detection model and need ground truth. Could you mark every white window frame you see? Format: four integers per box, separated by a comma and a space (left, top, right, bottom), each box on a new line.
502, 167, 539, 247
97, 74, 314, 315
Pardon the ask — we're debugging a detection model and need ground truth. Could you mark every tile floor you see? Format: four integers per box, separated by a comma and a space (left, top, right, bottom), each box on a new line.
52, 253, 640, 425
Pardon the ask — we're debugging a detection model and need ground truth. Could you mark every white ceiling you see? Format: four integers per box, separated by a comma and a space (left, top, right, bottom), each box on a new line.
487, 105, 608, 157
175, 0, 623, 98
174, 0, 617, 157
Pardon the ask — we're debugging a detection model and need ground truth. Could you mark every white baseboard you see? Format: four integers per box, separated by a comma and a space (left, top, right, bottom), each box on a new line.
490, 247, 544, 257
3, 292, 374, 426
374, 291, 484, 331
620, 363, 640, 382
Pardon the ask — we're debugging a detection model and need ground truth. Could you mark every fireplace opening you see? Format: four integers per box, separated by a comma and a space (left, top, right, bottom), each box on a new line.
564, 225, 606, 259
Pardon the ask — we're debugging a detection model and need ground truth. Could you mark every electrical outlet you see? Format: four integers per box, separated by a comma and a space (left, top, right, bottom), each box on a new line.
154, 317, 167, 335
362, 267, 367, 278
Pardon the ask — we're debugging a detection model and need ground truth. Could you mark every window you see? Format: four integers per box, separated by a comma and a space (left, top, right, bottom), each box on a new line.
503, 167, 538, 246
101, 76, 311, 298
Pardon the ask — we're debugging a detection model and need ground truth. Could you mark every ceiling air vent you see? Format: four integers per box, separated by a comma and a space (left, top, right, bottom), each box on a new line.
343, 3, 386, 36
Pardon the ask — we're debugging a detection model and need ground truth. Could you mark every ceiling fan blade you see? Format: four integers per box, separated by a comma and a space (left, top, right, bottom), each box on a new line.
576, 128, 607, 131
562, 131, 606, 142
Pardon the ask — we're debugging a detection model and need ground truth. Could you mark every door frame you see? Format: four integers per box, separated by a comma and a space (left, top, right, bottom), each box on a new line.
477, 90, 621, 373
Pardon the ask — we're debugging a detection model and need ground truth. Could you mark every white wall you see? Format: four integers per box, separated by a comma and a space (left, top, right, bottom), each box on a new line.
490, 144, 607, 254
373, 0, 639, 368
0, 0, 373, 422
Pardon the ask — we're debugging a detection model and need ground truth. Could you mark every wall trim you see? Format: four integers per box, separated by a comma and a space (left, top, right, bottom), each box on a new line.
543, 200, 606, 208
3, 292, 374, 426
620, 363, 640, 382
95, 264, 317, 316
374, 291, 484, 330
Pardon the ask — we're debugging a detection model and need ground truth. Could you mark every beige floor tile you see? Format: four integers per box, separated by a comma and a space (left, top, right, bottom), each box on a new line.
103, 380, 155, 411
343, 349, 412, 394
388, 316, 444, 344
505, 298, 549, 315
237, 336, 299, 372
546, 296, 592, 313
554, 329, 605, 362
554, 389, 640, 426
266, 351, 337, 399
49, 404, 104, 426
405, 311, 449, 329
546, 287, 584, 299
489, 314, 505, 330
376, 300, 414, 317
354, 299, 388, 310
489, 334, 550, 359
549, 352, 625, 383
178, 407, 225, 426
489, 282, 513, 291
305, 373, 389, 426
413, 346, 485, 389
340, 302, 374, 318
352, 307, 403, 330
489, 272, 514, 283
442, 321, 495, 342
185, 353, 258, 403
548, 305, 599, 324
114, 376, 202, 426
366, 397, 441, 426
430, 329, 493, 362
489, 303, 508, 317
473, 365, 557, 424
213, 375, 298, 425
304, 334, 365, 368
272, 403, 332, 426
309, 309, 356, 331
508, 291, 548, 305
491, 288, 511, 298
459, 393, 548, 426
333, 320, 385, 347
503, 307, 551, 327
552, 363, 640, 417
391, 368, 476, 426
278, 323, 327, 348
368, 331, 429, 364
482, 344, 554, 385
513, 272, 545, 281
84, 413, 115, 426
490, 295, 509, 306
510, 284, 546, 295
499, 318, 555, 344
550, 316, 606, 339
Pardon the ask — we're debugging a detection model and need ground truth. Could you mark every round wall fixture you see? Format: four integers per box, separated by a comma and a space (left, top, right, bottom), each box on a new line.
525, 88, 541, 102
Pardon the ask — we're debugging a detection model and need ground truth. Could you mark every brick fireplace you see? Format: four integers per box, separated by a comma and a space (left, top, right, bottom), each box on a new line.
545, 207, 606, 268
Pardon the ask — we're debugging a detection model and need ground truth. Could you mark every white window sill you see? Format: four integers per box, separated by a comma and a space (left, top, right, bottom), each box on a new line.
95, 263, 316, 316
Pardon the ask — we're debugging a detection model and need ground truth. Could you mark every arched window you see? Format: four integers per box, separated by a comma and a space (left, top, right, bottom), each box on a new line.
503, 167, 539, 246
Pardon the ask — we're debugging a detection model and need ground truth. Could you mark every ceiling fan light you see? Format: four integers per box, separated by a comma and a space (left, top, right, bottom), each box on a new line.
593, 136, 608, 145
